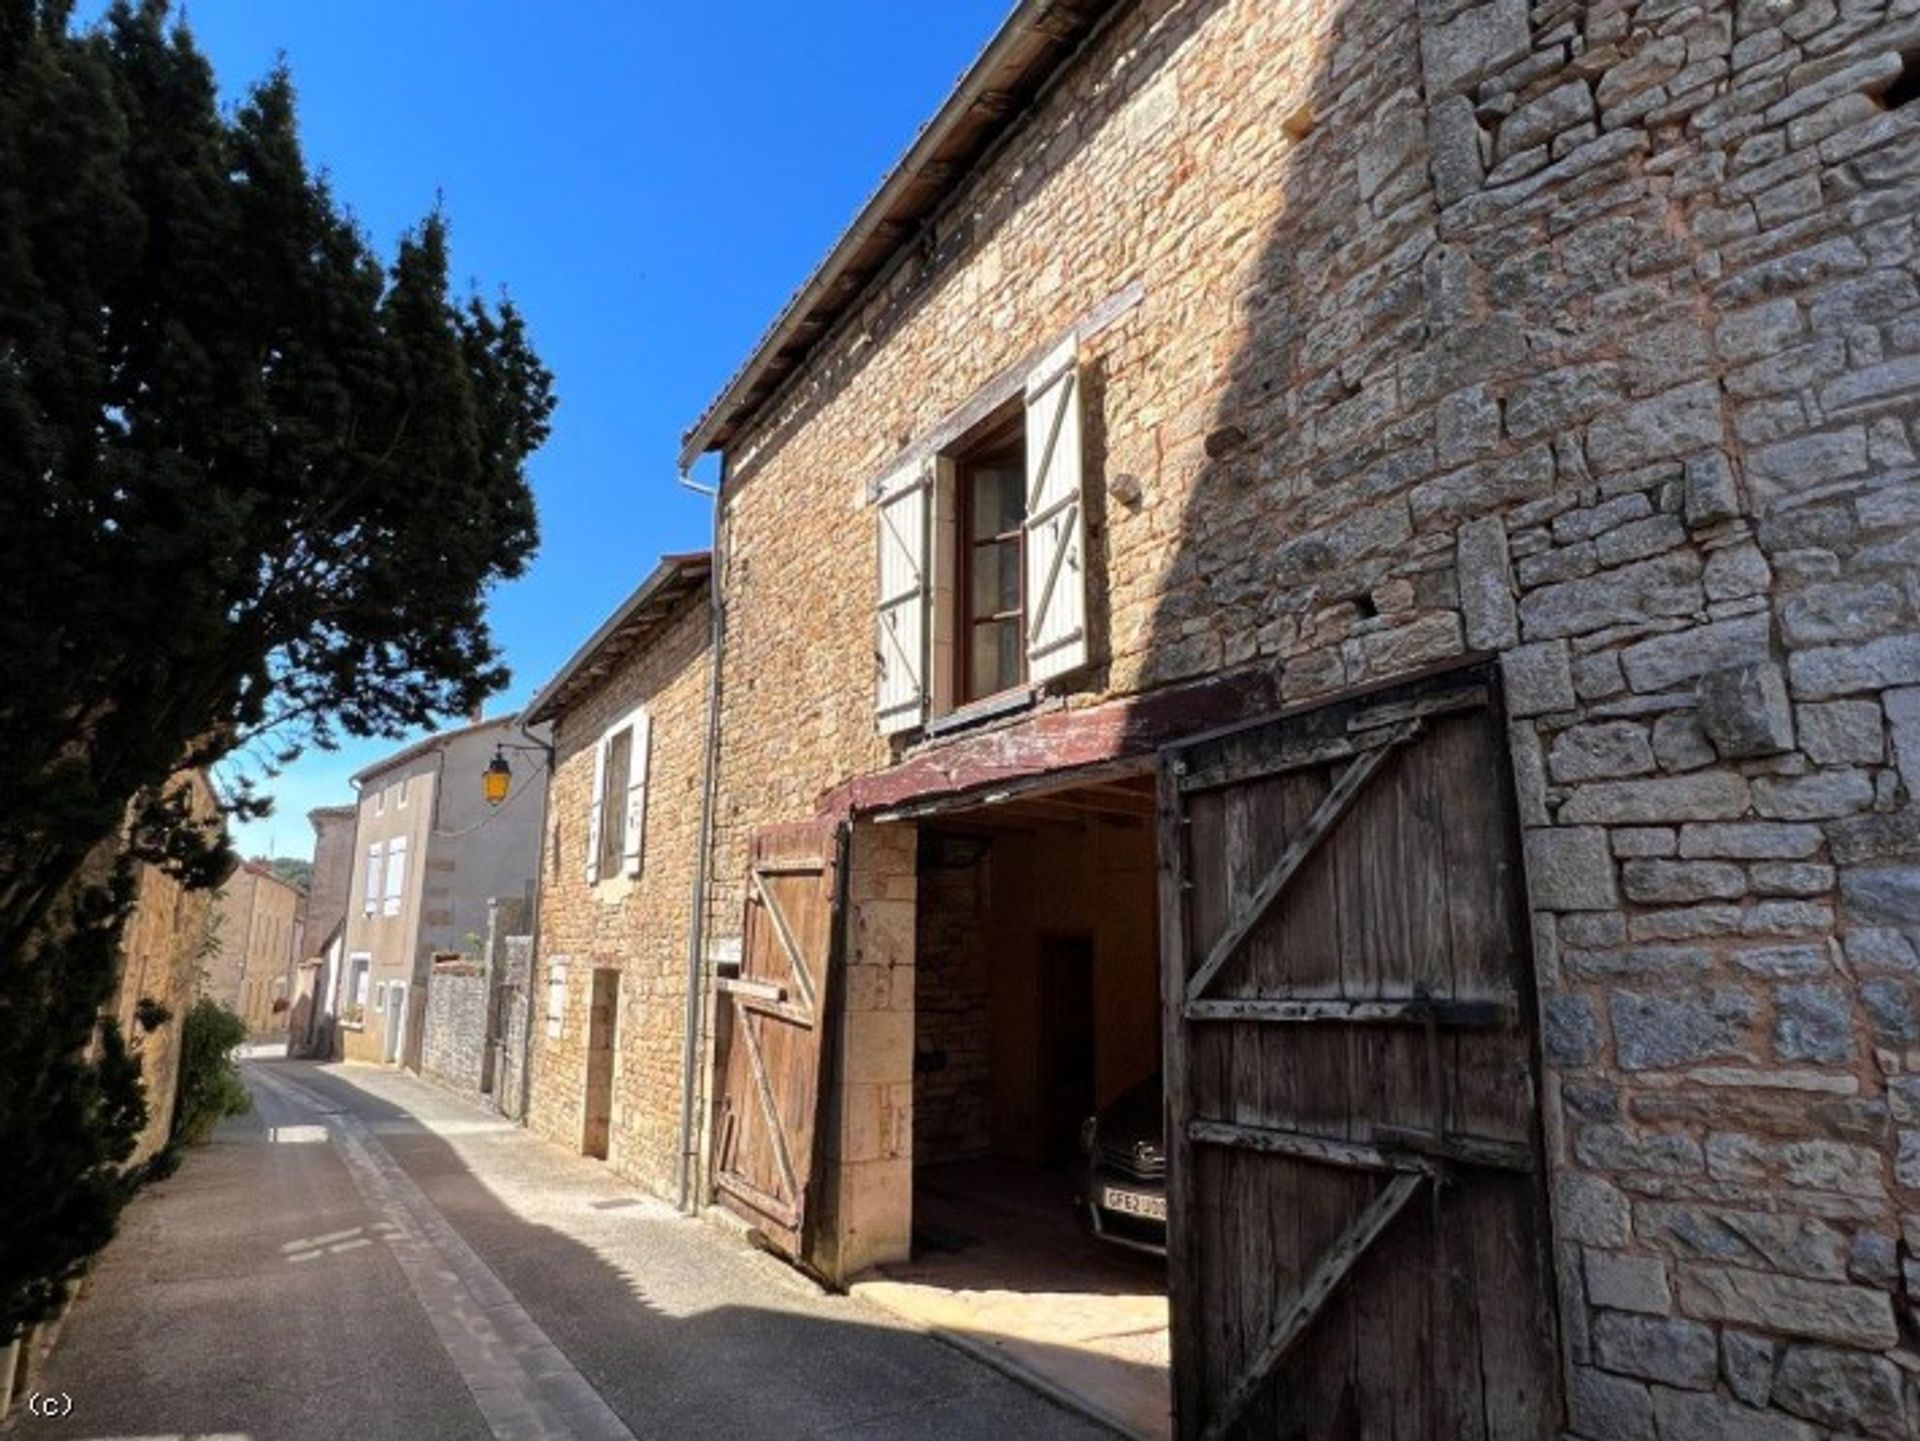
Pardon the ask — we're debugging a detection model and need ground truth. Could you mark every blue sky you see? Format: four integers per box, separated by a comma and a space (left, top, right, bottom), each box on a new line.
155, 0, 1011, 858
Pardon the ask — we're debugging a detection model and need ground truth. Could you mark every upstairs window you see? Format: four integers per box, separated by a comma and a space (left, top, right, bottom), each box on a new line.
958, 424, 1027, 704
383, 836, 408, 916
344, 955, 371, 1026
586, 707, 651, 886
362, 842, 383, 915
874, 335, 1088, 735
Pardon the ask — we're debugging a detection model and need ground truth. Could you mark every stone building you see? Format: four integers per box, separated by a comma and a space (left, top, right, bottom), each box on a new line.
110, 770, 221, 1166
287, 803, 357, 1057
521, 555, 711, 1201
336, 714, 546, 1067
672, 0, 1920, 1436
204, 860, 302, 1035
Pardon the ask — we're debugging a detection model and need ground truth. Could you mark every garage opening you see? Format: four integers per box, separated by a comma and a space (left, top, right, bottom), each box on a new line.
853, 773, 1171, 1440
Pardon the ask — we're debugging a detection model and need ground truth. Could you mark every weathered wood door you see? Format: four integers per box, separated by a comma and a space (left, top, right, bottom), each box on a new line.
1158, 668, 1561, 1440
712, 819, 844, 1260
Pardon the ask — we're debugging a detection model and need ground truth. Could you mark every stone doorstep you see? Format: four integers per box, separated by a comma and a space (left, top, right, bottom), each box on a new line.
851, 1276, 1169, 1441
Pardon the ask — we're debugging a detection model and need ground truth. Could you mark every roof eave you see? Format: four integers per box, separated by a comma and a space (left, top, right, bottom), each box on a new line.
677, 0, 1119, 471
522, 552, 712, 728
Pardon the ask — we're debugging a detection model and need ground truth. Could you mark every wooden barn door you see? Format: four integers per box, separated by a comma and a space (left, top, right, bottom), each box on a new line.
712, 820, 844, 1261
1158, 668, 1560, 1440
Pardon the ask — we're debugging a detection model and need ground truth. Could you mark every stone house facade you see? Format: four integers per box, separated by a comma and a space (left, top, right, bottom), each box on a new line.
111, 770, 221, 1166
204, 860, 301, 1035
287, 803, 357, 1057
676, 0, 1920, 1435
337, 714, 546, 1067
522, 556, 711, 1201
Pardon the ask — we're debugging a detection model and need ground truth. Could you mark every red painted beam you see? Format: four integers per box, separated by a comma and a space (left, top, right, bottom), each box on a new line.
819, 665, 1283, 820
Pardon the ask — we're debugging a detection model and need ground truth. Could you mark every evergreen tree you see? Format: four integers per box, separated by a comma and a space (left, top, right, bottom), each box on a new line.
0, 0, 554, 1335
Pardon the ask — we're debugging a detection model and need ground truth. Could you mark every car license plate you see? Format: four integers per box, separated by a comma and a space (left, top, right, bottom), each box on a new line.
1103, 1186, 1166, 1221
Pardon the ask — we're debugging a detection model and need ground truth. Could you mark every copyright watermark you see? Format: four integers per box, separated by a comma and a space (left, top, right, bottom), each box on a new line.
22, 1390, 73, 1418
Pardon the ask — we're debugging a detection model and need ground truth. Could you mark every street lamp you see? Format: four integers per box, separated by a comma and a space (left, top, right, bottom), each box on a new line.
483, 749, 513, 806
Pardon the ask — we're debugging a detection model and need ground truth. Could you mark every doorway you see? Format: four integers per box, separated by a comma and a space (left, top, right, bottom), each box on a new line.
583, 968, 619, 1161
381, 982, 407, 1065
857, 777, 1171, 1440
1038, 934, 1095, 1165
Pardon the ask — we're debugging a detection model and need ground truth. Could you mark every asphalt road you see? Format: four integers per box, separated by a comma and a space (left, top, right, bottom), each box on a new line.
25, 1058, 1112, 1441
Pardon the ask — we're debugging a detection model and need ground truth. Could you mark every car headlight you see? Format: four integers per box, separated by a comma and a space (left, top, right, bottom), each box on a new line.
1079, 1116, 1098, 1154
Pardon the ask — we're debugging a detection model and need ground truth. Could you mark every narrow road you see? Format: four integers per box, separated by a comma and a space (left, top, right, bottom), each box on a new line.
27, 1058, 1111, 1441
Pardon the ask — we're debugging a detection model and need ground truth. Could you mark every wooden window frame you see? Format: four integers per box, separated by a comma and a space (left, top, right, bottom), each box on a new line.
952, 413, 1029, 708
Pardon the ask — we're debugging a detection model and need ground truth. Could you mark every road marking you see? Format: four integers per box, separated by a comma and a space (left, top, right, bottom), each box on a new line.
251, 1066, 636, 1441
265, 1123, 330, 1143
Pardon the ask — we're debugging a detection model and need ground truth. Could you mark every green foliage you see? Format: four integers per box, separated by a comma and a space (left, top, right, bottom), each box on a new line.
171, 999, 251, 1148
0, 0, 552, 1340
0, 869, 151, 1341
133, 995, 171, 1032
263, 856, 313, 891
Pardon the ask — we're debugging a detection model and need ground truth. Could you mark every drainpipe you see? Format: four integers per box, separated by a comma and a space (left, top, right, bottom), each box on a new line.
676, 462, 728, 1211
513, 715, 554, 1126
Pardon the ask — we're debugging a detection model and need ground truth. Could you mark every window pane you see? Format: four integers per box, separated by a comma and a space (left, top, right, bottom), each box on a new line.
970, 536, 1021, 616
969, 462, 1026, 539
969, 617, 1022, 697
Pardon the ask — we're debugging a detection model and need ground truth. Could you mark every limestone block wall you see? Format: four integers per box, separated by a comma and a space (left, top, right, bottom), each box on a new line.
111, 774, 219, 1165
525, 594, 710, 1200
912, 843, 994, 1165
420, 962, 490, 1098
703, 0, 1920, 1432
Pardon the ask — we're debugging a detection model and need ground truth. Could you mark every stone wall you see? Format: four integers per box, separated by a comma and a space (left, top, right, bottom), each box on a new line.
496, 933, 533, 1122
704, 0, 1920, 1431
912, 837, 993, 1165
420, 961, 491, 1098
525, 590, 710, 1200
304, 805, 357, 958
111, 772, 220, 1166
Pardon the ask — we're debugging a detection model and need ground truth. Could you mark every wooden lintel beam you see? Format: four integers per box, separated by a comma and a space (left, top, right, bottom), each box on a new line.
822, 665, 1282, 819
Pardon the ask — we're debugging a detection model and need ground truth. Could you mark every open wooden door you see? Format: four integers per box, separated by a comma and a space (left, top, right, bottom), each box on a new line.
1158, 666, 1561, 1440
712, 819, 844, 1261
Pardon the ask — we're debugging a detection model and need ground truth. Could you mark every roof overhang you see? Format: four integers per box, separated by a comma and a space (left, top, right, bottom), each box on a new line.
678, 0, 1125, 471
522, 552, 712, 727
352, 711, 522, 785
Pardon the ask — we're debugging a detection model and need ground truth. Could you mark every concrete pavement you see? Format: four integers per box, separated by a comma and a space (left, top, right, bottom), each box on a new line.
23, 1057, 1112, 1441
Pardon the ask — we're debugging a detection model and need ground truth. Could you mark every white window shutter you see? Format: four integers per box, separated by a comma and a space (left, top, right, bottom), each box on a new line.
585, 736, 607, 885
383, 836, 408, 916
1023, 336, 1089, 684
363, 842, 383, 915
621, 709, 650, 877
875, 457, 933, 735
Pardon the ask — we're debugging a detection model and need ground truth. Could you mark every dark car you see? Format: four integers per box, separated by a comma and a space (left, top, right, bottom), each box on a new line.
1074, 1072, 1167, 1254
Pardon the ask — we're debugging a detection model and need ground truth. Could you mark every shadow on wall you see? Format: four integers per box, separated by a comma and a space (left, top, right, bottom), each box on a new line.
1141, 0, 1473, 701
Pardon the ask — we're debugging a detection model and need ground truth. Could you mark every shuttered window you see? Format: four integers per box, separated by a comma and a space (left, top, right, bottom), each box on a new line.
870, 336, 1089, 734
382, 836, 408, 916
1021, 336, 1089, 684
597, 726, 631, 881
587, 707, 651, 885
875, 458, 932, 735
957, 419, 1028, 703
363, 842, 383, 915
